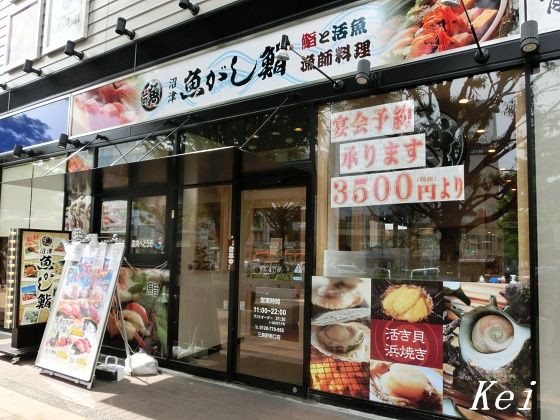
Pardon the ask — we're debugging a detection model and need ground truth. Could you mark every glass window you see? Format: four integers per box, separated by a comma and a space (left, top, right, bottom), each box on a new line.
97, 136, 174, 168
317, 69, 529, 283
313, 69, 533, 416
0, 157, 67, 236
534, 59, 560, 418
130, 196, 166, 255
68, 149, 94, 172
180, 106, 311, 163
100, 199, 128, 242
106, 267, 170, 358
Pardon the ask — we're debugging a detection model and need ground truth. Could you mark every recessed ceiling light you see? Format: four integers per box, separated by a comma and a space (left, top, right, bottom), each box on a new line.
511, 188, 517, 191
506, 179, 512, 183
293, 127, 303, 132
476, 129, 486, 134
252, 134, 260, 139
488, 148, 496, 153
271, 131, 281, 136
459, 98, 469, 104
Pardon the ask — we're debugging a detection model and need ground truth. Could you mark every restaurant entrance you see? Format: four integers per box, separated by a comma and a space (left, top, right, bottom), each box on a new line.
234, 185, 307, 393
163, 148, 311, 392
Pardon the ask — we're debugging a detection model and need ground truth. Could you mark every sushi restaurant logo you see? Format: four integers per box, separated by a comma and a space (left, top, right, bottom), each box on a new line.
41, 235, 53, 247
141, 79, 163, 111
471, 380, 536, 411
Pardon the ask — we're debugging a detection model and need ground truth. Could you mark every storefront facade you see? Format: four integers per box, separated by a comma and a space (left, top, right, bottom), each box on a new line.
1, 0, 559, 418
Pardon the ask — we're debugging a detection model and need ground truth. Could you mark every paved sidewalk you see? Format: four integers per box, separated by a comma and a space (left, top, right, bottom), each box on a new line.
0, 335, 387, 420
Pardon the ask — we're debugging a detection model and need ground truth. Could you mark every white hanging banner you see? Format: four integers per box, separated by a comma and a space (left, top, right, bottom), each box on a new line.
330, 165, 465, 208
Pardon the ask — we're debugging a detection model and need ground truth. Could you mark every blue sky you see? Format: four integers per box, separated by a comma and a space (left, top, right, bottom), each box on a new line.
0, 99, 69, 154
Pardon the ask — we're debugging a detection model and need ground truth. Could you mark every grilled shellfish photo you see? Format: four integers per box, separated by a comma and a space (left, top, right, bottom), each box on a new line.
310, 277, 371, 362
311, 321, 370, 362
311, 276, 370, 312
370, 361, 443, 411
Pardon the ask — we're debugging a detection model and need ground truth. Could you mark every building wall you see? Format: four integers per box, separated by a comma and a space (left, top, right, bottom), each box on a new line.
0, 0, 235, 91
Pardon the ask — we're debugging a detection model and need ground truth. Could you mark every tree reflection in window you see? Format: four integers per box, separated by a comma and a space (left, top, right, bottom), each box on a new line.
327, 69, 527, 282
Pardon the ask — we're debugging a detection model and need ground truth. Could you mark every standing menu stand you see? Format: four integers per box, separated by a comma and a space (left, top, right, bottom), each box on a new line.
35, 237, 125, 389
0, 229, 70, 364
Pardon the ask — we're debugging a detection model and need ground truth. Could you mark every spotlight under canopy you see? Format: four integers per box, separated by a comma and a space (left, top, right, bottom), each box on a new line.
58, 133, 83, 149
520, 20, 539, 54
179, 0, 200, 15
115, 17, 136, 40
277, 35, 343, 91
12, 144, 35, 158
22, 59, 42, 76
64, 41, 85, 60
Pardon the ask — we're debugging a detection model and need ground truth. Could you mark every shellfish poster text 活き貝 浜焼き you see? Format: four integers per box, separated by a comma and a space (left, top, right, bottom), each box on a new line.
309, 277, 532, 418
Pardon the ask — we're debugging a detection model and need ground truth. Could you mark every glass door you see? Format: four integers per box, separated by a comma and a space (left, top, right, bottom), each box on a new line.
172, 185, 232, 371
236, 186, 306, 386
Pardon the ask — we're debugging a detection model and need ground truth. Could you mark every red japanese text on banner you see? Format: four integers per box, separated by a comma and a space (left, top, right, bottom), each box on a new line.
330, 100, 415, 143
330, 165, 465, 208
339, 133, 426, 174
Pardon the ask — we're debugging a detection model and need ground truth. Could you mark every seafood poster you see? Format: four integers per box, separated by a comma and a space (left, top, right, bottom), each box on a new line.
17, 230, 70, 326
310, 277, 372, 399
104, 267, 170, 357
70, 0, 520, 136
369, 280, 444, 413
442, 282, 532, 419
310, 277, 533, 418
35, 242, 125, 384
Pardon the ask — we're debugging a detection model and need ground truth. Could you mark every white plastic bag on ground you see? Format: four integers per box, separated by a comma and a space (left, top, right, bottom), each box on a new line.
124, 350, 160, 376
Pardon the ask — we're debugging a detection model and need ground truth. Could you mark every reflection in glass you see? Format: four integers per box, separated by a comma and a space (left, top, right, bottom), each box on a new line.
0, 99, 69, 154
237, 187, 306, 384
130, 196, 166, 255
100, 200, 128, 241
534, 59, 560, 417
180, 106, 311, 163
105, 267, 170, 358
97, 136, 174, 168
173, 186, 231, 371
318, 69, 528, 283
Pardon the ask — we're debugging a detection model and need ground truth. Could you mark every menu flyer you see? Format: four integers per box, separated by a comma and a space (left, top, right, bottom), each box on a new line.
35, 242, 125, 384
18, 230, 70, 326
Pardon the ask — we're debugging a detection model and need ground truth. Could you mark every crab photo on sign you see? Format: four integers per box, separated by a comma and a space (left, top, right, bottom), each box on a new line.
385, 0, 517, 61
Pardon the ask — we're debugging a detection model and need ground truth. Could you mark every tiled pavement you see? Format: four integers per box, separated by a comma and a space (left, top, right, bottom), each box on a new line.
0, 334, 387, 420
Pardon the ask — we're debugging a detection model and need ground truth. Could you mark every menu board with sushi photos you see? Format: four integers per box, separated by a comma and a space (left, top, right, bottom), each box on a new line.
17, 229, 70, 326
310, 277, 533, 419
35, 241, 125, 385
